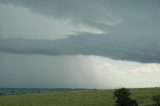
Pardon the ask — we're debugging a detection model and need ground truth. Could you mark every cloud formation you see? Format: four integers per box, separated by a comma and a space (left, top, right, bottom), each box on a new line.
0, 1, 160, 88
1, 0, 160, 33
0, 0, 160, 63
0, 0, 121, 31
0, 33, 160, 63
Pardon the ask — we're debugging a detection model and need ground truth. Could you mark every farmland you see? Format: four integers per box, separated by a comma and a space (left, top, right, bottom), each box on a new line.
0, 88, 160, 106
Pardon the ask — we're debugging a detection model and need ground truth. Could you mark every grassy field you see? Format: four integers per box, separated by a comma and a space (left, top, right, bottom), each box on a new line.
0, 88, 160, 106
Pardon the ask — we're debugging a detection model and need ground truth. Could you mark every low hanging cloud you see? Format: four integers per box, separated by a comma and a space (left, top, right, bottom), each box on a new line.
0, 0, 160, 63
0, 33, 160, 63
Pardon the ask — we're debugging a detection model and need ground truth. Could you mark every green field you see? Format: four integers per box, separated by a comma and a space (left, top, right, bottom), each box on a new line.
0, 88, 160, 106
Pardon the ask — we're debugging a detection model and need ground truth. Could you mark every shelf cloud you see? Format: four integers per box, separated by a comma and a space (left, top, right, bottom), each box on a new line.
0, 33, 160, 63
0, 0, 160, 63
0, 0, 160, 88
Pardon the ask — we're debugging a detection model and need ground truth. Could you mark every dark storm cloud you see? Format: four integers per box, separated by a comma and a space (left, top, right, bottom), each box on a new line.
0, 0, 160, 63
0, 0, 160, 34
0, 0, 118, 29
0, 0, 160, 37
1, 0, 160, 31
0, 33, 160, 63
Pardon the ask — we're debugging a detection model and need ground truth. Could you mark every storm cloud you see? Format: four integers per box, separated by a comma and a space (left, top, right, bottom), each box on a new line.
0, 33, 160, 63
0, 0, 160, 63
0, 0, 160, 88
1, 0, 160, 32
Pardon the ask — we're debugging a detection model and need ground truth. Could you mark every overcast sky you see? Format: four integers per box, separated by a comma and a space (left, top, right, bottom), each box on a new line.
0, 0, 160, 88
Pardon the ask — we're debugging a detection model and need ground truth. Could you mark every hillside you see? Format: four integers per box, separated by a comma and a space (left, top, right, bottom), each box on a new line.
0, 88, 160, 106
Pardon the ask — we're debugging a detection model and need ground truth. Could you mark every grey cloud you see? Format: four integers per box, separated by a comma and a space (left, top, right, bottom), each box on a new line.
1, 0, 160, 32
0, 0, 160, 63
0, 0, 117, 31
0, 33, 160, 63
0, 0, 160, 38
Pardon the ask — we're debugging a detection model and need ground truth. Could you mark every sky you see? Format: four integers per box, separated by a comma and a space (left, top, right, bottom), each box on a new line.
0, 0, 160, 88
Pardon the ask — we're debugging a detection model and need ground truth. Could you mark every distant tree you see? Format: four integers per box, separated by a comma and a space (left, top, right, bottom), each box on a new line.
153, 95, 160, 106
0, 92, 5, 96
114, 88, 138, 106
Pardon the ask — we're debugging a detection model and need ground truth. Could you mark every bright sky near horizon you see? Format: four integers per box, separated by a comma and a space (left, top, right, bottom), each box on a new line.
0, 0, 160, 88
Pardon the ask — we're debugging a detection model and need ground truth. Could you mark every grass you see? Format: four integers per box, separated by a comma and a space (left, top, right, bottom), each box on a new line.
0, 88, 160, 106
